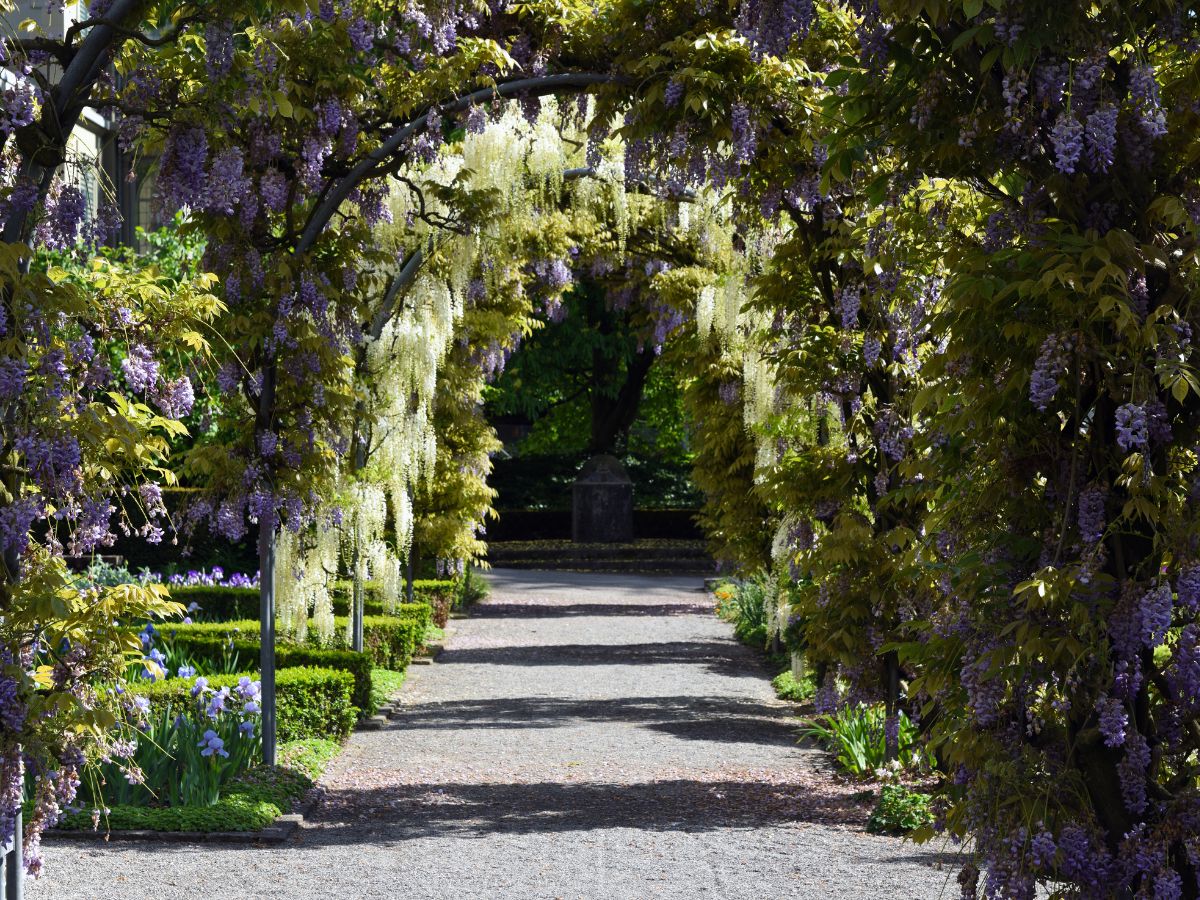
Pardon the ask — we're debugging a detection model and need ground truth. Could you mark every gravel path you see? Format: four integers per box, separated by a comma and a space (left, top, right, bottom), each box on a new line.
34, 569, 961, 899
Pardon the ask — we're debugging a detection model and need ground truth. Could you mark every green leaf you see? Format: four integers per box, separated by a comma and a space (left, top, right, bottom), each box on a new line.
951, 25, 981, 50
979, 46, 1001, 72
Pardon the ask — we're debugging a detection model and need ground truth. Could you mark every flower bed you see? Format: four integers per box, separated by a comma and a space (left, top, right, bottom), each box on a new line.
55, 739, 340, 834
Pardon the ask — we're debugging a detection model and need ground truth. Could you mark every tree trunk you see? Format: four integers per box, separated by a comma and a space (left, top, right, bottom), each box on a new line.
589, 345, 656, 453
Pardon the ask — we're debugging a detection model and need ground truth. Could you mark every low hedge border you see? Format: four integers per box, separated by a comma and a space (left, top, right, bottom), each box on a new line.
131, 668, 357, 742
169, 581, 452, 625
156, 634, 375, 712
151, 612, 424, 670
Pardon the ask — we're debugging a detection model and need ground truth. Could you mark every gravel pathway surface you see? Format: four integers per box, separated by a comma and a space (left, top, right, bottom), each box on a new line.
33, 569, 961, 899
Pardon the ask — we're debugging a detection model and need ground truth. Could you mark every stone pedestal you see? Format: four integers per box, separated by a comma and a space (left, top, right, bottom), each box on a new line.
572, 455, 634, 543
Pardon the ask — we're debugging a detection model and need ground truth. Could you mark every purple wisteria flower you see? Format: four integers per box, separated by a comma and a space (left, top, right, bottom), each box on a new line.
205, 148, 251, 216
1096, 695, 1127, 747
1050, 113, 1084, 174
1177, 566, 1200, 614
348, 17, 375, 52
1114, 403, 1148, 452
1138, 582, 1173, 649
0, 676, 26, 733
837, 285, 861, 330
121, 344, 158, 394
731, 103, 756, 163
1084, 104, 1118, 172
1029, 829, 1056, 869
1129, 65, 1168, 139
0, 358, 26, 399
1077, 485, 1106, 544
1166, 625, 1200, 710
259, 168, 289, 214
41, 186, 87, 250
157, 126, 209, 210
863, 334, 881, 367
1030, 334, 1067, 410
154, 376, 195, 418
1118, 731, 1150, 813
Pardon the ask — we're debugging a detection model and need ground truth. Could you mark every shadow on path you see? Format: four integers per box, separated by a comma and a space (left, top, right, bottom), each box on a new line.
303, 777, 865, 843
388, 694, 801, 747
469, 601, 716, 619
438, 640, 754, 675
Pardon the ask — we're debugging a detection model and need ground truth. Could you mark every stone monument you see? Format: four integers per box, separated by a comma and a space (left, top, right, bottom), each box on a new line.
572, 454, 634, 543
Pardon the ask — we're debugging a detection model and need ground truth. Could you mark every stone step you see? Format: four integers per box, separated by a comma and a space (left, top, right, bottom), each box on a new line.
486, 540, 708, 562
490, 558, 713, 574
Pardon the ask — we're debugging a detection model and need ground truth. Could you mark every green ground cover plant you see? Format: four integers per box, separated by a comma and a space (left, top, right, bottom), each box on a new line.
866, 785, 934, 836
772, 671, 815, 704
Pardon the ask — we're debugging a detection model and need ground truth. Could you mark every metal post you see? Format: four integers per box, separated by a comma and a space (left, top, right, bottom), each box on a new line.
405, 546, 415, 605
5, 806, 23, 900
351, 435, 367, 654
351, 567, 364, 653
258, 524, 277, 767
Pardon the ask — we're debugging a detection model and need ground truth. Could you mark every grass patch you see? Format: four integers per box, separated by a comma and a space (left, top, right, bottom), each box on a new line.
278, 738, 342, 780
55, 738, 341, 834
370, 667, 406, 710
772, 670, 815, 703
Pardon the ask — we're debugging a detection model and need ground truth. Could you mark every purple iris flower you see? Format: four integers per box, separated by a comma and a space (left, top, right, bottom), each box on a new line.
198, 729, 229, 758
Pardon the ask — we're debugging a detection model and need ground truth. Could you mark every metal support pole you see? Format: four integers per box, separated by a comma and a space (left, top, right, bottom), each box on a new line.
405, 546, 415, 605
5, 806, 23, 900
258, 524, 277, 767
351, 569, 364, 653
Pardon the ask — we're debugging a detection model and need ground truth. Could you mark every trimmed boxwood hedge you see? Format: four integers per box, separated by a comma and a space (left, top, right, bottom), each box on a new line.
155, 633, 375, 712
131, 668, 357, 742
168, 585, 260, 620
170, 580, 452, 625
331, 580, 451, 628
152, 612, 423, 670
